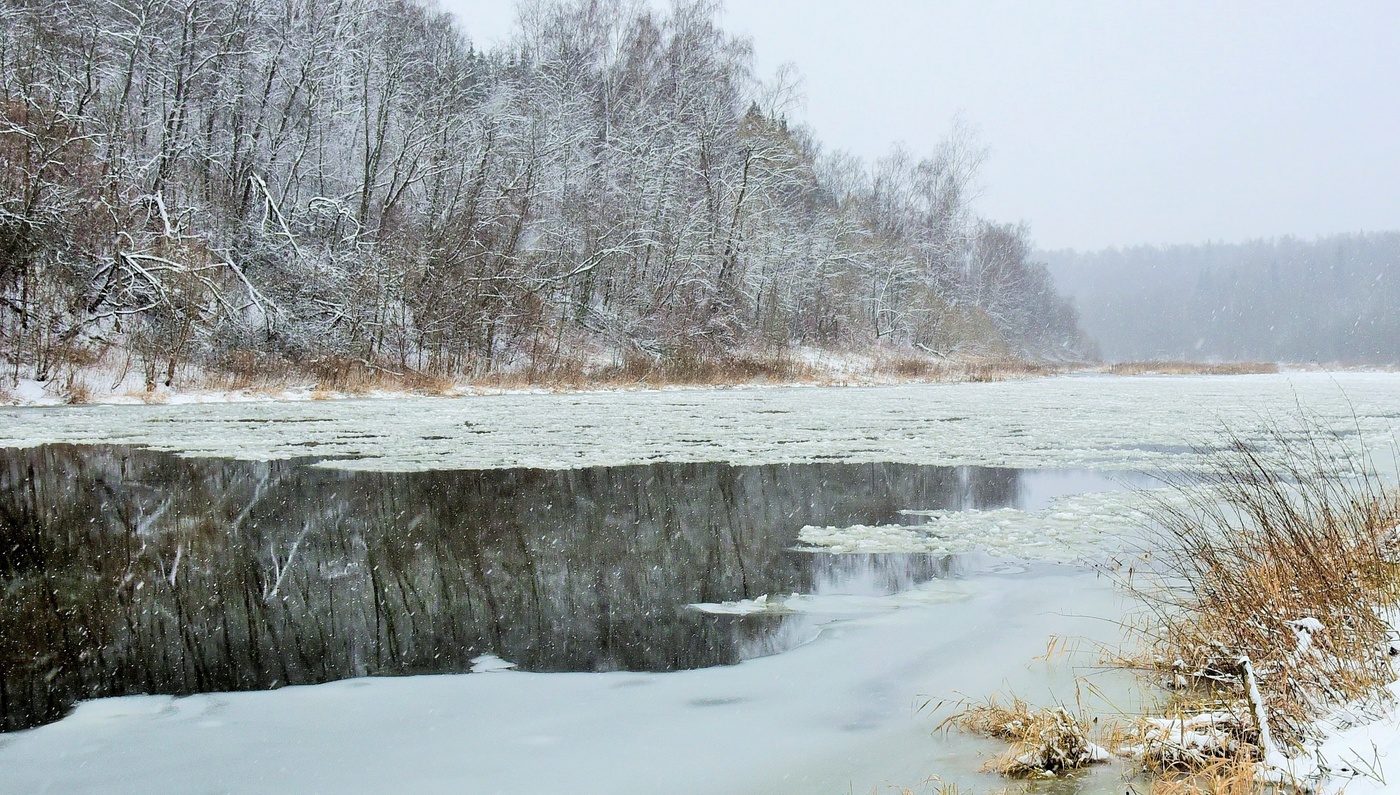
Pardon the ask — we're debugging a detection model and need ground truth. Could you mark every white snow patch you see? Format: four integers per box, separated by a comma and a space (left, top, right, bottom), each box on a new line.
470, 654, 518, 673
1289, 617, 1326, 656
1309, 679, 1400, 794
10, 379, 54, 405
690, 593, 787, 615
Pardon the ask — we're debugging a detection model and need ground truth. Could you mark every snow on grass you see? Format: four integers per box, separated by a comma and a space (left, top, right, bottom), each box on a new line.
1310, 679, 1400, 794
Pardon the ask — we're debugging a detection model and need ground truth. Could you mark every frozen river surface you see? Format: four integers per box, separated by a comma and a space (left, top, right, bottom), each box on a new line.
3, 372, 1399, 473
2, 372, 1398, 793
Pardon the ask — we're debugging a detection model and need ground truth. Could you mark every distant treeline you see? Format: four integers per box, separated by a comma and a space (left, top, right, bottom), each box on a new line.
1045, 232, 1400, 364
0, 0, 1088, 388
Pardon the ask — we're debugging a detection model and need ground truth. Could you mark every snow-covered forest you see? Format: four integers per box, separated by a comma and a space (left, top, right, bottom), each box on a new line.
1046, 232, 1400, 364
0, 0, 1090, 389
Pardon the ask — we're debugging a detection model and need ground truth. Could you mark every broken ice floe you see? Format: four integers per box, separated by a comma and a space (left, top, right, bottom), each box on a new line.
795, 489, 1167, 561
688, 586, 970, 617
2, 373, 1398, 476
469, 655, 517, 673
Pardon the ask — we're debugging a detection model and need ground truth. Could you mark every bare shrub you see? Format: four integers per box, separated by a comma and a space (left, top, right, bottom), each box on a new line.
207, 350, 299, 391
64, 377, 92, 405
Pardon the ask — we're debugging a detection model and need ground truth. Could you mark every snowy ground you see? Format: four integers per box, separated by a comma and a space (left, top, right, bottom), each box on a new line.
4, 373, 1400, 793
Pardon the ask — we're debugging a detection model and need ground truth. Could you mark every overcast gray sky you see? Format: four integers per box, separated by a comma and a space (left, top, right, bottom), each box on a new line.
443, 1, 1399, 251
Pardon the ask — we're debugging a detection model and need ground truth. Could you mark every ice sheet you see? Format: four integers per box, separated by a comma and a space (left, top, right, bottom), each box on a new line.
0, 570, 1141, 795
2, 373, 1398, 474
796, 488, 1188, 561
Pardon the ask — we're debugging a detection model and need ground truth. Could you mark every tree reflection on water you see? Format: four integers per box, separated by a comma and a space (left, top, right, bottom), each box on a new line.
0, 446, 1029, 731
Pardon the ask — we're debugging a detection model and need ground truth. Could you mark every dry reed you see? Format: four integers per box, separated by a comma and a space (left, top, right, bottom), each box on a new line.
1106, 361, 1280, 376
938, 695, 1110, 777
1111, 418, 1400, 791
1129, 423, 1400, 745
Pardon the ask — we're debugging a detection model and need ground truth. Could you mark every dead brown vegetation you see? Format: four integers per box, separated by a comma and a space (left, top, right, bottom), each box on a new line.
866, 354, 1066, 383
308, 357, 457, 395
965, 359, 1064, 382
1105, 361, 1280, 376
478, 348, 820, 390
22, 345, 1073, 402
942, 419, 1400, 792
1127, 424, 1400, 748
1103, 419, 1400, 793
63, 376, 92, 405
1143, 749, 1262, 795
938, 695, 1110, 778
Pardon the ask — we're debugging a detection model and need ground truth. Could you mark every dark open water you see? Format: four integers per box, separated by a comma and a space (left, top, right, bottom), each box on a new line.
0, 445, 1130, 731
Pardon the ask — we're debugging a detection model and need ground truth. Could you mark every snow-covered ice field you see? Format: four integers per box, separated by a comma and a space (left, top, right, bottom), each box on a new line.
3, 372, 1400, 794
3, 372, 1398, 474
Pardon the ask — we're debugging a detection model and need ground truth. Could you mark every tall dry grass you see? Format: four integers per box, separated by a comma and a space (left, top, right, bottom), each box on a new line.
943, 420, 1400, 790
866, 355, 1065, 383
480, 348, 819, 389
1122, 420, 1400, 772
938, 695, 1111, 777
1106, 361, 1280, 376
50, 344, 1067, 402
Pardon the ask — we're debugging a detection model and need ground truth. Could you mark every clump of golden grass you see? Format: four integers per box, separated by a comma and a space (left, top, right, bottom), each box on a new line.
869, 354, 947, 380
963, 359, 1063, 383
866, 354, 1065, 384
939, 417, 1395, 791
1117, 703, 1253, 774
1132, 424, 1400, 745
309, 356, 455, 395
64, 376, 92, 404
1115, 419, 1400, 788
1106, 361, 1280, 376
1144, 748, 1262, 795
938, 695, 1110, 777
124, 388, 168, 404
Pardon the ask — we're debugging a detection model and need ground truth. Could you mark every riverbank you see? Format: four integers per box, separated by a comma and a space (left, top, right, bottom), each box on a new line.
3, 345, 1075, 406
5, 346, 1320, 409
